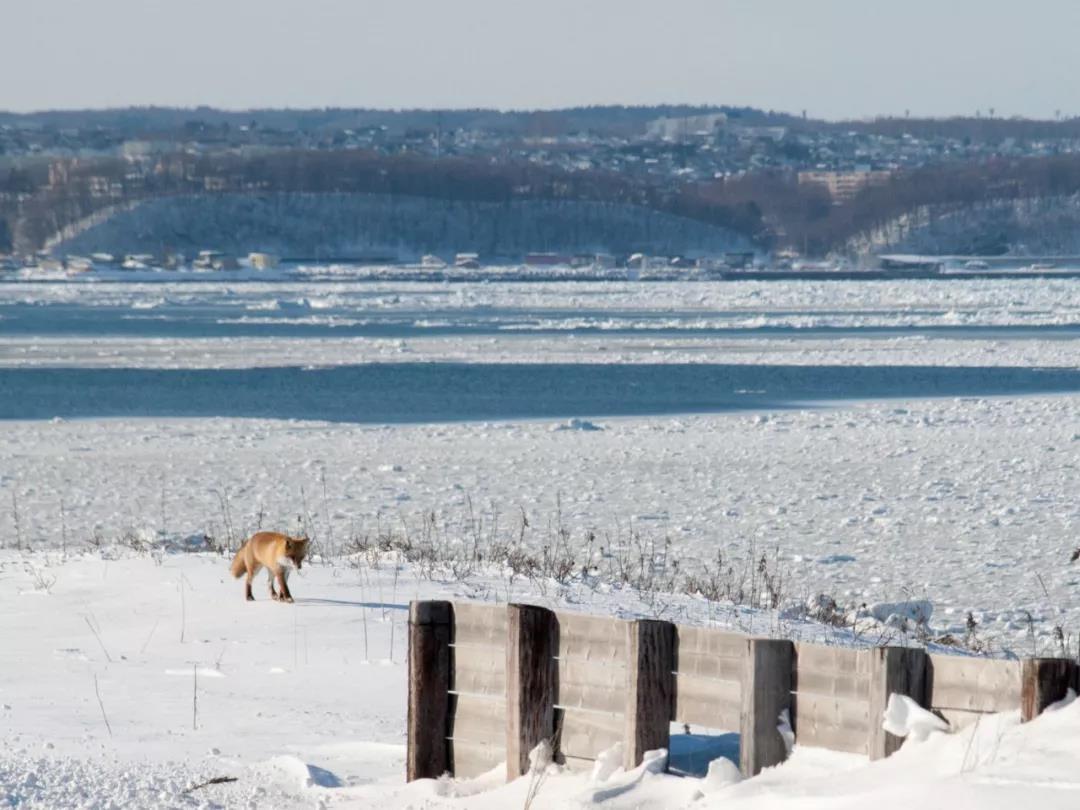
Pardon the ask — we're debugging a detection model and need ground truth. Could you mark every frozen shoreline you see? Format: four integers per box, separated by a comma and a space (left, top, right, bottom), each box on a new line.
3, 393, 1079, 651
5, 276, 1080, 808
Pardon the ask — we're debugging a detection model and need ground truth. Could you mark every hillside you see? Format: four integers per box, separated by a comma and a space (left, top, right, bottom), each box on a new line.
12, 109, 1080, 258
49, 193, 753, 259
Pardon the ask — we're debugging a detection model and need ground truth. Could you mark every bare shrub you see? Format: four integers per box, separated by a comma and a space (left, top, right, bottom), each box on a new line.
28, 564, 57, 593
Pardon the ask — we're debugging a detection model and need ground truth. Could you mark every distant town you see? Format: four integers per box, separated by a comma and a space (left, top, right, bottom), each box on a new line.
6, 105, 1080, 270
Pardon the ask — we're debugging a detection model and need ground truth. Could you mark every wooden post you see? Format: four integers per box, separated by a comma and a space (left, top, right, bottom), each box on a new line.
739, 638, 794, 777
407, 600, 452, 781
868, 646, 928, 759
1021, 657, 1076, 722
506, 603, 557, 781
624, 619, 676, 770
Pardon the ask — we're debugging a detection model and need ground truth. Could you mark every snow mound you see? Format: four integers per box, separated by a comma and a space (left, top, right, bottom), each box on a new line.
0, 754, 245, 808
588, 742, 623, 783
553, 418, 604, 432
882, 693, 952, 741
700, 756, 742, 794
579, 747, 668, 804
867, 600, 934, 624
264, 754, 343, 789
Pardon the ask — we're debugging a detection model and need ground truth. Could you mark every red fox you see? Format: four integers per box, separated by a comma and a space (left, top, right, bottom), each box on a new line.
230, 532, 309, 603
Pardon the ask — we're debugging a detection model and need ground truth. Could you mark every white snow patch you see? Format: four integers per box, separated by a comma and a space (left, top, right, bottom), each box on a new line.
882, 694, 952, 741
164, 667, 226, 678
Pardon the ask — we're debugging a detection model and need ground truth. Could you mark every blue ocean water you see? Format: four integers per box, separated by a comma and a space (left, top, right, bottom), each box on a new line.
4, 280, 1080, 422
2, 363, 1079, 423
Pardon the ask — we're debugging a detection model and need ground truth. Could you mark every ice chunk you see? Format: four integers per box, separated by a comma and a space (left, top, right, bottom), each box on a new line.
589, 742, 623, 783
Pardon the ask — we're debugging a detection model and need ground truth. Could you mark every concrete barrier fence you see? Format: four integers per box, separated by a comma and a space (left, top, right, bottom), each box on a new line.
407, 600, 1078, 781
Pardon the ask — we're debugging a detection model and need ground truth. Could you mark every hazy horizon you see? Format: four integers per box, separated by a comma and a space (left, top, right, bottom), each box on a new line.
3, 102, 1078, 124
6, 0, 1080, 120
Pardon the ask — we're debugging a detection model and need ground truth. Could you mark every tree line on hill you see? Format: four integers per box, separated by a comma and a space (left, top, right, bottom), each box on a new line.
5, 105, 1080, 141
7, 150, 771, 252
801, 154, 1080, 254
0, 104, 794, 139
9, 148, 1080, 256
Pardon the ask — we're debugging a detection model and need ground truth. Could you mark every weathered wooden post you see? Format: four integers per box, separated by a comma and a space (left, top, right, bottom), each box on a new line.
1021, 657, 1076, 722
740, 638, 794, 777
407, 600, 452, 781
867, 646, 928, 759
506, 603, 558, 780
624, 619, 676, 770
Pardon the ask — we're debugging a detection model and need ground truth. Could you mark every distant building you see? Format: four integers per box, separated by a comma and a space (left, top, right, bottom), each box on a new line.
248, 252, 280, 270
64, 256, 94, 274
695, 257, 728, 272
121, 254, 156, 270
627, 253, 671, 270
454, 252, 480, 269
193, 250, 239, 270
37, 257, 65, 273
878, 254, 944, 272
724, 251, 755, 269
798, 169, 891, 203
569, 253, 615, 269
48, 159, 75, 188
644, 113, 727, 141
87, 176, 123, 199
732, 125, 788, 143
524, 252, 568, 266
120, 140, 156, 160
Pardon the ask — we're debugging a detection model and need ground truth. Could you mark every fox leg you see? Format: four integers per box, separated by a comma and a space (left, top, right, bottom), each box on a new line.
278, 569, 294, 603
244, 567, 255, 602
267, 568, 280, 600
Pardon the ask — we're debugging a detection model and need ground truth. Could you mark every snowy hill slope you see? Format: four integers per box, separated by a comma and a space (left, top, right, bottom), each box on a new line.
50, 193, 754, 260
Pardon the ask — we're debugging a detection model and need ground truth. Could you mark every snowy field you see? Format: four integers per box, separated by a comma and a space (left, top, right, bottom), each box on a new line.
4, 400, 1080, 651
3, 275, 1080, 807
5, 276, 1080, 333
3, 552, 1080, 809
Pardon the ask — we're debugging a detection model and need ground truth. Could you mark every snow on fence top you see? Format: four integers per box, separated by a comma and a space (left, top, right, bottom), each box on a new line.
407, 601, 1078, 783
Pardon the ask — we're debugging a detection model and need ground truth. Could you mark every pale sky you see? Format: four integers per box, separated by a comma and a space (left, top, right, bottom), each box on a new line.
5, 0, 1079, 119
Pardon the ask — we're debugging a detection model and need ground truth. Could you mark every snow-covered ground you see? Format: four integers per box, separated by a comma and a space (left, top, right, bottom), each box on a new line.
3, 275, 1080, 807
2, 332, 1079, 370
2, 551, 1080, 810
5, 276, 1080, 330
3, 399, 1080, 652
4, 277, 1080, 370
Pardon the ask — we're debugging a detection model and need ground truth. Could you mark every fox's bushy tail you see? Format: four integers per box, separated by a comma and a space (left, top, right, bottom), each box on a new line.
229, 545, 247, 578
